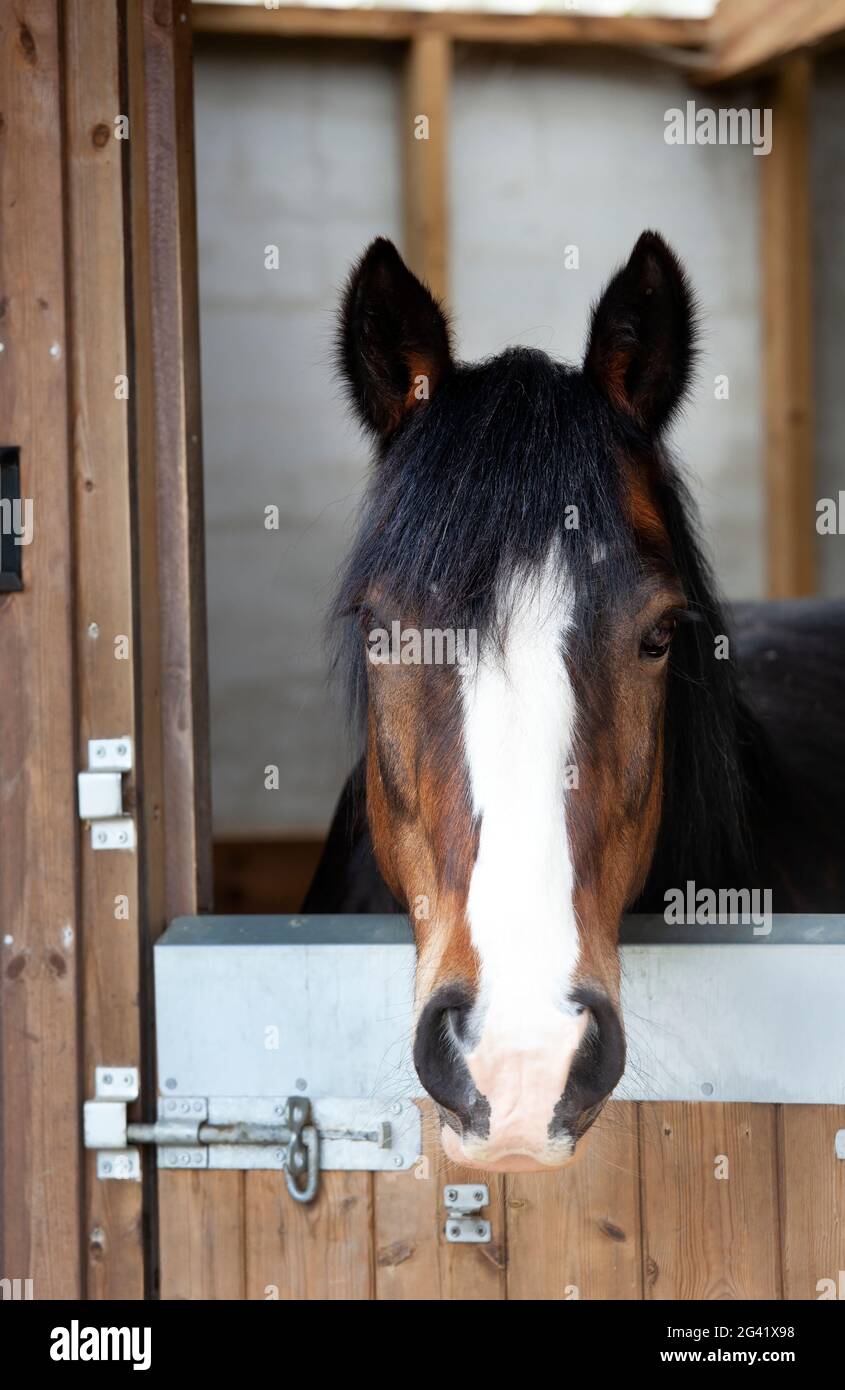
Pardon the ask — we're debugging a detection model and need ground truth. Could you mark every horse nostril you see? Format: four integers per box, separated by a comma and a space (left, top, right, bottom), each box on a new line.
552, 988, 626, 1140
413, 984, 476, 1123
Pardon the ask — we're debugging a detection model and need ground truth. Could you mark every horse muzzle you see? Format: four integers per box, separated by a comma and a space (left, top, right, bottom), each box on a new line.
413, 983, 625, 1171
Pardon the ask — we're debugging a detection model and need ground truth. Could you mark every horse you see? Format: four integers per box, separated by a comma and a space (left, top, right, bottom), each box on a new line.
303, 232, 845, 1172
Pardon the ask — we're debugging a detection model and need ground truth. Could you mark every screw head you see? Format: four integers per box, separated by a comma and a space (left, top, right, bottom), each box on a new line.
165, 1077, 177, 1090
393, 1155, 404, 1168
102, 1160, 112, 1174
449, 1224, 461, 1238
474, 1190, 484, 1202
274, 1105, 284, 1117
391, 1102, 403, 1115
295, 1078, 307, 1092
476, 1225, 486, 1237
446, 1188, 458, 1202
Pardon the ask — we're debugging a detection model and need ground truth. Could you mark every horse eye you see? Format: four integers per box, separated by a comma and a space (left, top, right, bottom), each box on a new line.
640, 616, 677, 660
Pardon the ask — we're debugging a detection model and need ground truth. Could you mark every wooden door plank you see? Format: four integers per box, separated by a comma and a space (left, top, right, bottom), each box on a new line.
779, 1105, 845, 1300
761, 56, 815, 598
0, 0, 82, 1300
640, 1102, 781, 1300
64, 0, 146, 1301
505, 1101, 641, 1301
374, 1102, 506, 1300
159, 1172, 246, 1299
245, 1171, 374, 1300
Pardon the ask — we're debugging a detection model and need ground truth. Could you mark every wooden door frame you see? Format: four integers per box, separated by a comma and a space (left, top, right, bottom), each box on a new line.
1, 0, 210, 1301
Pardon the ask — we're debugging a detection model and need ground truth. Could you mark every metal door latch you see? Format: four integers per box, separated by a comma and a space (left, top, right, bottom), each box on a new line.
444, 1184, 491, 1243
77, 738, 135, 850
83, 1072, 421, 1204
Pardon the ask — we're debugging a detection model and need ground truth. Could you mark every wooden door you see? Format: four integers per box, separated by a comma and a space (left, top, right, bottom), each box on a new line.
156, 1096, 845, 1301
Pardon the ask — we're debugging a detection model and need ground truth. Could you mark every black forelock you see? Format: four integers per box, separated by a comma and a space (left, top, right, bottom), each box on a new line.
332, 347, 640, 705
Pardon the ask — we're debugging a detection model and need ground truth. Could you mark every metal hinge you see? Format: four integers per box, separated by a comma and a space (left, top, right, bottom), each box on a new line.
83, 1072, 421, 1204
444, 1184, 491, 1243
77, 737, 136, 850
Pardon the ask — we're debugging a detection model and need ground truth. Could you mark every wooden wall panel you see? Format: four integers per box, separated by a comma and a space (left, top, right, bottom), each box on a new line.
640, 1103, 781, 1300
214, 838, 324, 914
779, 1105, 845, 1300
0, 0, 82, 1301
506, 1102, 641, 1301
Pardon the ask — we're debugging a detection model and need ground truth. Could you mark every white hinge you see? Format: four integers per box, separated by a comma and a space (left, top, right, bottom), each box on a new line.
77, 737, 135, 850
84, 1066, 142, 1181
444, 1184, 492, 1243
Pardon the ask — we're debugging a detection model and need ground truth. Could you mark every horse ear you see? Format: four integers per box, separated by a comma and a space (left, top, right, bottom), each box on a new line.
339, 238, 452, 439
584, 231, 696, 434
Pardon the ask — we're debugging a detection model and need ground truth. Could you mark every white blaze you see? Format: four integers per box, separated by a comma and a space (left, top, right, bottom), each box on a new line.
457, 548, 584, 1159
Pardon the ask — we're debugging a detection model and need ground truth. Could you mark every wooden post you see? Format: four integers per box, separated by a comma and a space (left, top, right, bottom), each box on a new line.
761, 56, 816, 598
126, 0, 213, 928
124, 0, 228, 1299
0, 0, 82, 1298
403, 31, 451, 303
64, 0, 146, 1299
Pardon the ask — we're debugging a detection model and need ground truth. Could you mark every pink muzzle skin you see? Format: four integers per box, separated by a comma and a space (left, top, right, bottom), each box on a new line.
439, 1007, 590, 1171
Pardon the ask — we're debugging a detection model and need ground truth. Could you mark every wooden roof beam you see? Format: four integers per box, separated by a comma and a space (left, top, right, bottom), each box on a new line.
700, 0, 845, 85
